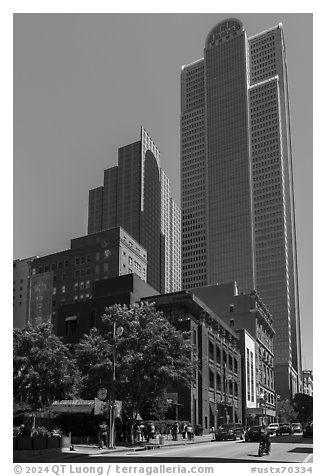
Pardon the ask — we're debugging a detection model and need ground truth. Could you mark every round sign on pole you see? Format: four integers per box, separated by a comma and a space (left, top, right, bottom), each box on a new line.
116, 326, 124, 337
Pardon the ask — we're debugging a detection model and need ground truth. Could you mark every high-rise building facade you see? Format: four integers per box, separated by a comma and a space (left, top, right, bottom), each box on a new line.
181, 18, 302, 398
88, 126, 181, 294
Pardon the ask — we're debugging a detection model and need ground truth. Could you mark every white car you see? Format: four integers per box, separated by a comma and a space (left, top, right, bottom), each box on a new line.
267, 423, 280, 435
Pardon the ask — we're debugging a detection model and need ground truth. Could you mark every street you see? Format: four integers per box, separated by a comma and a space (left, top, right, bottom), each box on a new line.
14, 434, 313, 464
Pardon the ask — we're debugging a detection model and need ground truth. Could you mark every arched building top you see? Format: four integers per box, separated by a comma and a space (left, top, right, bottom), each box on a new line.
205, 18, 244, 48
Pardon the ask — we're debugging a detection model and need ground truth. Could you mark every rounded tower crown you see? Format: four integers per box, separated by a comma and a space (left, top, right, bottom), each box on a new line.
205, 18, 244, 48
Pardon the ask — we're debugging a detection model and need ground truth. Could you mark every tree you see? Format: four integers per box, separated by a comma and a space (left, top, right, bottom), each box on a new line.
75, 302, 197, 442
13, 322, 80, 410
275, 398, 298, 424
73, 328, 114, 399
291, 393, 313, 423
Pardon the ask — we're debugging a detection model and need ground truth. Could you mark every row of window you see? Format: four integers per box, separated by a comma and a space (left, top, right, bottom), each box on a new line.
32, 260, 69, 275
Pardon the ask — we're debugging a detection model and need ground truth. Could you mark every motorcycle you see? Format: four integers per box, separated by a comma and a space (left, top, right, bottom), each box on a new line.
258, 439, 271, 457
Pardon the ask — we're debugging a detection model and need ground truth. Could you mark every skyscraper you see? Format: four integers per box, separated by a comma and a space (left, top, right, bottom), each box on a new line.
88, 126, 181, 294
181, 18, 302, 398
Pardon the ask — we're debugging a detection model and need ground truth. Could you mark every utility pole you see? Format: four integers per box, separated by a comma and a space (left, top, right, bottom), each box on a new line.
109, 322, 123, 448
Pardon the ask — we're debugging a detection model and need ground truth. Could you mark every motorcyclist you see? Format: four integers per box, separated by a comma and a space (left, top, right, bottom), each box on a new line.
259, 425, 271, 453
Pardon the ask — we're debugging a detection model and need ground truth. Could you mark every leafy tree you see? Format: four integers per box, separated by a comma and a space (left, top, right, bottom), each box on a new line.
13, 322, 80, 410
291, 393, 313, 423
73, 328, 114, 399
75, 302, 197, 442
276, 398, 298, 424
140, 394, 172, 434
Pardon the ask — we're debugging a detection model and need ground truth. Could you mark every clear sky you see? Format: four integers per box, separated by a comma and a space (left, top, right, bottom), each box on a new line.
13, 12, 313, 370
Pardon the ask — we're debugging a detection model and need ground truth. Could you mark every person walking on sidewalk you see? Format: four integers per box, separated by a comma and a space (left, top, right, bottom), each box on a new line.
187, 424, 194, 441
98, 420, 109, 449
172, 422, 179, 441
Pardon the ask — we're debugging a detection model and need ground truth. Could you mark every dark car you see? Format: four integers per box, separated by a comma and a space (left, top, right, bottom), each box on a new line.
303, 423, 313, 438
244, 425, 264, 442
215, 423, 244, 441
291, 422, 302, 434
276, 423, 292, 435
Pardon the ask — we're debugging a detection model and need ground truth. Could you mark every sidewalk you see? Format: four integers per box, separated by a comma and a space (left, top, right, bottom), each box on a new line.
63, 433, 215, 456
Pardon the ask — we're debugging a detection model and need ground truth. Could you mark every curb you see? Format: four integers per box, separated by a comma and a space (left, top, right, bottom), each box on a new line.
113, 438, 216, 453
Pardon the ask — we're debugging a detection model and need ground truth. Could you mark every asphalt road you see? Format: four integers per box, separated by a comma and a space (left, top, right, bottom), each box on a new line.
14, 435, 313, 464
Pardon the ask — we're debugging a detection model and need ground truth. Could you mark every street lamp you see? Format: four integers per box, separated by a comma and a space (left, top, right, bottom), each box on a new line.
108, 322, 123, 448
259, 391, 267, 425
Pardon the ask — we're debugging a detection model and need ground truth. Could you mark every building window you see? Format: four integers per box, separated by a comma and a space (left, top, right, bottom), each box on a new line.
104, 263, 109, 272
209, 369, 214, 389
80, 282, 84, 290
216, 372, 221, 391
65, 315, 77, 336
61, 285, 66, 293
208, 340, 214, 360
75, 257, 80, 265
52, 287, 56, 295
74, 282, 78, 290
86, 280, 90, 288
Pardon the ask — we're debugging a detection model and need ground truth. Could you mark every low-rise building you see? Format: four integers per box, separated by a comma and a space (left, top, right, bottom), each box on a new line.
142, 291, 242, 433
56, 273, 158, 344
13, 257, 37, 328
192, 282, 276, 425
21, 227, 147, 326
302, 370, 313, 397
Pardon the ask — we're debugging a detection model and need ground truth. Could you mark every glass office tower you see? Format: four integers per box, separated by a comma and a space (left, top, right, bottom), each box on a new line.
181, 18, 302, 398
88, 127, 181, 294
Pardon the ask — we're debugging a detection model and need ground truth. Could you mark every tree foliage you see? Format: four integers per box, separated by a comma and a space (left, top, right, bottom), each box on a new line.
276, 398, 298, 423
75, 302, 197, 436
13, 322, 80, 410
291, 393, 313, 423
74, 328, 114, 399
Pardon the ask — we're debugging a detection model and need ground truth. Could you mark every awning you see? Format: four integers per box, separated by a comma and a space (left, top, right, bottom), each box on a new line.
65, 315, 78, 322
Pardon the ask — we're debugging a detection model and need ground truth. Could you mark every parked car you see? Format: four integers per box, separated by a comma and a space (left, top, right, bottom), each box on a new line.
244, 425, 263, 442
215, 423, 244, 441
303, 422, 313, 438
291, 422, 302, 434
276, 423, 292, 435
267, 423, 280, 435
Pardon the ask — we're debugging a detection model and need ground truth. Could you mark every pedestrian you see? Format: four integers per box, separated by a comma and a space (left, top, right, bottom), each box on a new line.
98, 420, 109, 449
182, 422, 187, 439
139, 423, 145, 441
172, 422, 179, 441
134, 423, 141, 443
187, 424, 194, 440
